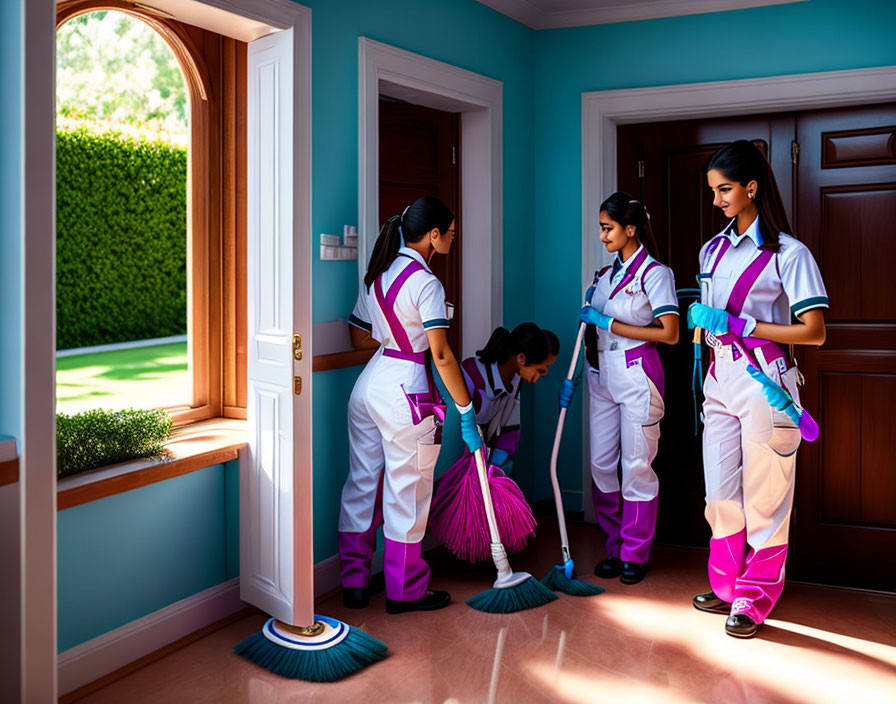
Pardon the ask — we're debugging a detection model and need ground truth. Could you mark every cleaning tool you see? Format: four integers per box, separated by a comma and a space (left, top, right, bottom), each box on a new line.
429, 448, 536, 562
234, 614, 387, 682
540, 322, 605, 597
466, 441, 558, 613
676, 288, 703, 436
688, 274, 819, 442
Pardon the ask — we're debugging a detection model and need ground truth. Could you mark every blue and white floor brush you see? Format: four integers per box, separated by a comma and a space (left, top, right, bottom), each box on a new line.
234, 614, 387, 682
540, 322, 605, 598
466, 444, 558, 613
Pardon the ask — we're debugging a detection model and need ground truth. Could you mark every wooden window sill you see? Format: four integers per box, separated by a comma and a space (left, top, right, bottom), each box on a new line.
312, 348, 375, 372
57, 417, 247, 510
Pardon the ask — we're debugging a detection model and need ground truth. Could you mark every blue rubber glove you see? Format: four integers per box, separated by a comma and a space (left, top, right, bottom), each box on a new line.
585, 284, 596, 304
457, 402, 482, 453
746, 365, 802, 426
489, 448, 510, 468
580, 305, 614, 331
688, 303, 756, 337
558, 378, 576, 409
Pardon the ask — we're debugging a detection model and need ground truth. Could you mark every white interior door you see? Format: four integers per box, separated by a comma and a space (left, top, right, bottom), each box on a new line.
242, 26, 314, 628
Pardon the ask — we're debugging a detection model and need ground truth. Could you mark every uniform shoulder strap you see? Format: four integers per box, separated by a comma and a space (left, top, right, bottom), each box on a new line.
461, 357, 486, 413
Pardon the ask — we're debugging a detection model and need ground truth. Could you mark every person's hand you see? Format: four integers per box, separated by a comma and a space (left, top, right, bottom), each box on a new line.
687, 303, 756, 337
457, 402, 482, 453
746, 365, 801, 426
489, 448, 510, 468
580, 305, 613, 331
558, 378, 576, 409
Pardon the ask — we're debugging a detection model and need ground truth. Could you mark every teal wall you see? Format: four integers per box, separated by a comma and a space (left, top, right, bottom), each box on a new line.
529, 0, 896, 505
57, 460, 239, 651
0, 0, 22, 440
303, 0, 538, 560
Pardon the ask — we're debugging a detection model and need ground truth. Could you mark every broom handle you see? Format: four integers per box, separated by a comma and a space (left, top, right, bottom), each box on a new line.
550, 322, 586, 559
473, 441, 514, 581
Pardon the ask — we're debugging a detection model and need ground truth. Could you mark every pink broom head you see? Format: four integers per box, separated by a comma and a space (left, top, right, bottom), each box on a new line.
428, 452, 536, 563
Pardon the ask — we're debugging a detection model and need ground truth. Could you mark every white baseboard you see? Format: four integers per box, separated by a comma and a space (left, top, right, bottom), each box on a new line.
59, 545, 437, 695
58, 578, 243, 696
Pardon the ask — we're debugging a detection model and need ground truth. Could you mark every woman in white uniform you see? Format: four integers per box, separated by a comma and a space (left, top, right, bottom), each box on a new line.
576, 192, 679, 585
338, 196, 481, 614
461, 323, 559, 472
689, 140, 828, 638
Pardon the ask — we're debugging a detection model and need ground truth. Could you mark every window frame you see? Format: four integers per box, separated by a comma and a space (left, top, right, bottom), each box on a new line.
56, 1, 247, 426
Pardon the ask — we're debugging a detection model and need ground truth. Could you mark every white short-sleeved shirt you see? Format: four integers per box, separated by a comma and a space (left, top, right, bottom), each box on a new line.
461, 356, 521, 433
699, 217, 829, 324
348, 247, 449, 353
588, 245, 679, 352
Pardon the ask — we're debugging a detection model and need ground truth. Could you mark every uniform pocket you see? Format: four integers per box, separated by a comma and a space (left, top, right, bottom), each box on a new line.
415, 415, 441, 478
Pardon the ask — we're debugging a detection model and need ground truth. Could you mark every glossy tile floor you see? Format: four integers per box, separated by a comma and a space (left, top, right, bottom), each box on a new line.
78, 520, 896, 703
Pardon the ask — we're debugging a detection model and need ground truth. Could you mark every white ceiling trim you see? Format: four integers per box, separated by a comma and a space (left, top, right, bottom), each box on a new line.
475, 0, 808, 30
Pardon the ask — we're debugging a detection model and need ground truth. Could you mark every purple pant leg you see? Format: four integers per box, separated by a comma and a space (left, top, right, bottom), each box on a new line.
620, 496, 658, 564
592, 483, 623, 560
732, 544, 788, 624
383, 538, 430, 601
338, 473, 384, 589
707, 528, 747, 603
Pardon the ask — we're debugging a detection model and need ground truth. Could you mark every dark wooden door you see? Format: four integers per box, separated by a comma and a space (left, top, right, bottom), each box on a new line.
617, 115, 795, 547
791, 105, 896, 590
379, 99, 461, 353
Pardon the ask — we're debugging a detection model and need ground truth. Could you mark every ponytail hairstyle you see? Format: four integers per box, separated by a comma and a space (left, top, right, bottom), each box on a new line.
706, 139, 791, 252
477, 323, 558, 367
364, 196, 454, 289
599, 191, 660, 261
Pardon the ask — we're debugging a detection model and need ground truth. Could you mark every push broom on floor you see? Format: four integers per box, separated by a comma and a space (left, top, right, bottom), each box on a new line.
466, 433, 558, 613
541, 322, 605, 597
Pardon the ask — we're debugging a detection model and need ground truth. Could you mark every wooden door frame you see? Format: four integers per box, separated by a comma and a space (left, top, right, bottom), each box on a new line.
359, 38, 504, 359
579, 65, 896, 522
23, 0, 310, 699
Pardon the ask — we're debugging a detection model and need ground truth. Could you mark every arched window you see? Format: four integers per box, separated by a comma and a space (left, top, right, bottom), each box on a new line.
55, 1, 247, 429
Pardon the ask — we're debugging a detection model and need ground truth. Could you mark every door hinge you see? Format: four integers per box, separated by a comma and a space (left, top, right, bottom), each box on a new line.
294, 377, 303, 395
293, 333, 303, 361
451, 146, 457, 165
637, 159, 645, 179
791, 140, 800, 165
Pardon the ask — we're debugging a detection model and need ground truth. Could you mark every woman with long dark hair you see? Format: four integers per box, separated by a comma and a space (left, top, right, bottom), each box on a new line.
461, 323, 559, 471
576, 192, 679, 585
689, 140, 828, 637
337, 196, 481, 614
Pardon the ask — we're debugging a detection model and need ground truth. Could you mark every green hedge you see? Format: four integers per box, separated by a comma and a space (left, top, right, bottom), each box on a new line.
56, 128, 187, 350
57, 408, 173, 478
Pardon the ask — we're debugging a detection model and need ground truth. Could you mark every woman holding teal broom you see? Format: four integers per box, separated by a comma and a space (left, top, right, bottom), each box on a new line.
579, 192, 679, 585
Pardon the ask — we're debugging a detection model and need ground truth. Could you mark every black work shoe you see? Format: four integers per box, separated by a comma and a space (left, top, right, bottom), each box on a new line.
343, 587, 369, 609
725, 613, 761, 638
369, 571, 386, 595
693, 591, 731, 614
386, 590, 451, 614
620, 561, 648, 584
594, 557, 624, 579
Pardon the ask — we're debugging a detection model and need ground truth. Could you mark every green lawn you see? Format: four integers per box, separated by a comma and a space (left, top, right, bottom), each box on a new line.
56, 342, 189, 415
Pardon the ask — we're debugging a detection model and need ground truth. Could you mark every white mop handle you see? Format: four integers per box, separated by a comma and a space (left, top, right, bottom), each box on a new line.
550, 322, 586, 552
474, 445, 502, 545
473, 445, 514, 582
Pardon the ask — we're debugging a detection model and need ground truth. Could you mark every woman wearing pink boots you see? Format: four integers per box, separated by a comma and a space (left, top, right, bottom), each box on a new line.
689, 140, 828, 637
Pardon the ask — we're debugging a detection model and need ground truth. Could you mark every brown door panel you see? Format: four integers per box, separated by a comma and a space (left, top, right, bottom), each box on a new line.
379, 99, 461, 353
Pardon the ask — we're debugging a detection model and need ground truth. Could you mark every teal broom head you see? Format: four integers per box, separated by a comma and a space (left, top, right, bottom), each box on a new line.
541, 563, 605, 597
234, 615, 387, 682
466, 574, 558, 613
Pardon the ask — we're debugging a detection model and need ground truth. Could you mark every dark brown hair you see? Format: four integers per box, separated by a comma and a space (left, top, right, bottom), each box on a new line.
706, 140, 792, 252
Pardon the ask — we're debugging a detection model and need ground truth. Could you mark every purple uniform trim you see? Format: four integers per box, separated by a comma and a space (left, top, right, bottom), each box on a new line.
373, 255, 426, 359
383, 348, 427, 364
625, 342, 665, 398
609, 247, 649, 299
726, 249, 774, 317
